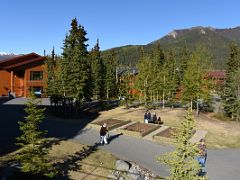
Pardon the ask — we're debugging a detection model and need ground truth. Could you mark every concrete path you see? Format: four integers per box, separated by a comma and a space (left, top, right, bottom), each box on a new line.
1, 97, 240, 180
73, 128, 240, 180
74, 128, 171, 177
190, 130, 208, 143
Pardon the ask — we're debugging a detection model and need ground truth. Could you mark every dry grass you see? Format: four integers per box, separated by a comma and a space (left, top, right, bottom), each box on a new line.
0, 139, 116, 179
96, 106, 240, 149
48, 139, 116, 179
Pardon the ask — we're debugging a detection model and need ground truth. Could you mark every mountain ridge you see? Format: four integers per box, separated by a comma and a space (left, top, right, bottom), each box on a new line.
103, 26, 240, 69
0, 52, 17, 61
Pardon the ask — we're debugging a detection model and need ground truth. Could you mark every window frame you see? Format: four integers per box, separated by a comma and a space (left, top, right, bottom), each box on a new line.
30, 71, 43, 81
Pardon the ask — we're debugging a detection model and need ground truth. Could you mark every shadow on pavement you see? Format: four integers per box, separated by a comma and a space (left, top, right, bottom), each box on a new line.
108, 133, 123, 144
0, 98, 100, 156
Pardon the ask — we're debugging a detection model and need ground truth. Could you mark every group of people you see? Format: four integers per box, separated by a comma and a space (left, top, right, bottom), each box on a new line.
144, 110, 162, 124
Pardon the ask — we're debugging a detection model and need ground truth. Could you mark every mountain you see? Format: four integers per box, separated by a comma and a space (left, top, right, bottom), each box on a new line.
0, 52, 17, 61
103, 26, 240, 69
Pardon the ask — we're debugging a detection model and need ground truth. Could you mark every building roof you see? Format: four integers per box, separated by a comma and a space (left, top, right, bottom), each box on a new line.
0, 53, 45, 70
208, 70, 226, 79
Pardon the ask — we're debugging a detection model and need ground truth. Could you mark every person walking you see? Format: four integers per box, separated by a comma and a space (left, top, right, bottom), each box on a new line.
197, 138, 207, 174
100, 123, 108, 145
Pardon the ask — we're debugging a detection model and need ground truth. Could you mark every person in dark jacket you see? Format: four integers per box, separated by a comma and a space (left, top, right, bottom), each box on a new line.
147, 111, 151, 122
144, 110, 149, 123
152, 113, 157, 122
100, 123, 108, 145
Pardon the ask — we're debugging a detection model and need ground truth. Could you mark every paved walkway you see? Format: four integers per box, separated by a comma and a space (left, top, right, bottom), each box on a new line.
73, 128, 240, 180
190, 130, 208, 143
1, 97, 240, 180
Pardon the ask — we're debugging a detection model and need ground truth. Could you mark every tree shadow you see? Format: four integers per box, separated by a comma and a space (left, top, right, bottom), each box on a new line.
0, 96, 11, 105
55, 143, 99, 179
0, 138, 63, 179
0, 98, 101, 156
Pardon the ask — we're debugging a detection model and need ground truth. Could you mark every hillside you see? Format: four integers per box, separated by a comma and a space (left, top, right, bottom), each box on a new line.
103, 26, 240, 69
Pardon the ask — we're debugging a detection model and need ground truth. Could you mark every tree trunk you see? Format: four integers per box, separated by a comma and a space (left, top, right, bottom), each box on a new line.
106, 85, 109, 100
162, 75, 165, 109
162, 91, 165, 109
190, 99, 193, 112
196, 100, 199, 116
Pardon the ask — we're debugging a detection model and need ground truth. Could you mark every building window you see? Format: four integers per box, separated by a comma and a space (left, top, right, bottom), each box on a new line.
30, 71, 43, 80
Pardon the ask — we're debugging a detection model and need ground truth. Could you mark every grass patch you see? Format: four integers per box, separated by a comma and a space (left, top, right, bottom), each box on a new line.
0, 139, 116, 180
205, 130, 240, 149
213, 112, 234, 122
48, 139, 116, 179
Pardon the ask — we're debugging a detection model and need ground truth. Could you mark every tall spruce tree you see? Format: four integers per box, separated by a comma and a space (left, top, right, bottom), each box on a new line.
182, 48, 212, 111
15, 95, 55, 177
61, 18, 90, 102
136, 55, 155, 108
91, 39, 106, 101
158, 109, 201, 180
223, 43, 240, 119
230, 69, 240, 121
46, 47, 59, 96
164, 50, 178, 106
105, 49, 118, 99
178, 45, 189, 84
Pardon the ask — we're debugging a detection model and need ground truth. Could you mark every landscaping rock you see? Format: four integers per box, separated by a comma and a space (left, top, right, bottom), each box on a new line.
111, 160, 157, 180
115, 160, 131, 172
128, 165, 142, 179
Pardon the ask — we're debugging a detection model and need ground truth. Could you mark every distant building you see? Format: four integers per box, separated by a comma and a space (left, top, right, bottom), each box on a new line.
0, 53, 46, 97
207, 70, 226, 85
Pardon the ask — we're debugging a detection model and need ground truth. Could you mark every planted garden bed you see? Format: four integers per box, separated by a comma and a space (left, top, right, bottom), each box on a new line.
156, 127, 178, 138
153, 127, 196, 144
91, 119, 131, 130
121, 122, 160, 137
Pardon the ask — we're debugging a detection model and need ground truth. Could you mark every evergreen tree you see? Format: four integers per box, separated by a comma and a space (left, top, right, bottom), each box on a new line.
46, 47, 59, 96
15, 95, 55, 177
230, 69, 240, 121
118, 66, 133, 108
223, 43, 240, 119
178, 45, 189, 84
61, 18, 90, 102
164, 50, 178, 104
158, 109, 201, 180
182, 48, 212, 111
136, 55, 155, 108
105, 49, 118, 99
91, 39, 106, 101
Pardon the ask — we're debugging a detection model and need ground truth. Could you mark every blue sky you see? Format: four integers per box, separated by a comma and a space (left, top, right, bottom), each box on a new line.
0, 0, 240, 55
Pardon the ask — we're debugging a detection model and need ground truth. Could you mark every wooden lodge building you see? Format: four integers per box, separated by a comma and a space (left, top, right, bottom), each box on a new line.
0, 53, 46, 97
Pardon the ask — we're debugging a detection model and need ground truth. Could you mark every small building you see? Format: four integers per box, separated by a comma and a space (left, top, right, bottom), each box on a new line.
207, 70, 226, 85
0, 53, 46, 97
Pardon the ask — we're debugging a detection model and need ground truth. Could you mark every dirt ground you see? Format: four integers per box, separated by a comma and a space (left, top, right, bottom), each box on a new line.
156, 127, 178, 138
95, 106, 240, 149
93, 119, 123, 127
123, 122, 157, 133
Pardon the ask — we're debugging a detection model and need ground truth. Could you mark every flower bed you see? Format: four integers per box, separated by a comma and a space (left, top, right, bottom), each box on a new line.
153, 127, 196, 144
90, 119, 131, 130
121, 122, 160, 137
